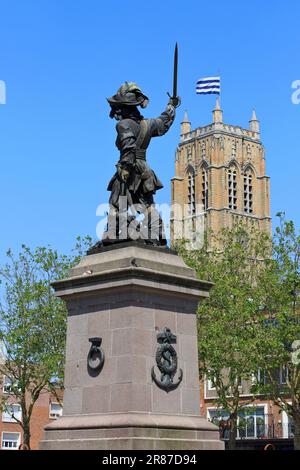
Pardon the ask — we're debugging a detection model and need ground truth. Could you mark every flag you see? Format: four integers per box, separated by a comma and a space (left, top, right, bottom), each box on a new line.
196, 76, 220, 95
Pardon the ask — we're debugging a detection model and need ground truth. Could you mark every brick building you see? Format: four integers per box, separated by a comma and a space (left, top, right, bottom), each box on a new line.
171, 101, 294, 444
0, 372, 63, 450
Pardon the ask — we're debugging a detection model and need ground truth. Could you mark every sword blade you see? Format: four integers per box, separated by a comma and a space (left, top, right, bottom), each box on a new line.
173, 42, 178, 98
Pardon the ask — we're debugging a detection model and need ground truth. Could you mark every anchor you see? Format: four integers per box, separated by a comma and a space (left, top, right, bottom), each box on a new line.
151, 327, 183, 393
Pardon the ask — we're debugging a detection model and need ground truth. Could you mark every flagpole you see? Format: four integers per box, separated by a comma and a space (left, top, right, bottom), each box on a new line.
217, 68, 221, 107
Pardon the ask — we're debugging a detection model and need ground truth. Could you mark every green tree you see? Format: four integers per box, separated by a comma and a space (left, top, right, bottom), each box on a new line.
0, 237, 92, 449
179, 224, 272, 449
254, 214, 300, 450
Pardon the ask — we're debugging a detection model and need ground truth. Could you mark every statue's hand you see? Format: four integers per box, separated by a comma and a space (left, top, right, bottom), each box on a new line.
168, 96, 181, 108
117, 163, 131, 183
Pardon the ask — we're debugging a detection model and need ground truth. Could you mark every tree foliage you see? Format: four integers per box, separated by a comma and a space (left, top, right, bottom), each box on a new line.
180, 216, 300, 449
254, 214, 300, 449
179, 223, 272, 449
0, 236, 92, 448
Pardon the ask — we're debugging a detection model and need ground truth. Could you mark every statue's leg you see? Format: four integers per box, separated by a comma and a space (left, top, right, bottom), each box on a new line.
158, 211, 167, 245
107, 183, 131, 241
102, 205, 119, 242
141, 195, 166, 246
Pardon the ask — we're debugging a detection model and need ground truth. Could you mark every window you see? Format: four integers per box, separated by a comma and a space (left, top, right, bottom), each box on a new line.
1, 432, 21, 450
201, 141, 206, 159
207, 378, 216, 390
236, 376, 242, 387
49, 402, 63, 419
282, 410, 294, 439
243, 172, 253, 213
238, 407, 265, 439
208, 409, 230, 439
231, 141, 237, 158
2, 404, 22, 423
3, 376, 13, 394
208, 406, 266, 439
2, 376, 20, 394
188, 170, 196, 215
228, 168, 237, 210
279, 366, 288, 385
252, 368, 268, 386
202, 170, 208, 211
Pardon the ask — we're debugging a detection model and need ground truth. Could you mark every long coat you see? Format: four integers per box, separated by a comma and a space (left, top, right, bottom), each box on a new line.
108, 103, 175, 209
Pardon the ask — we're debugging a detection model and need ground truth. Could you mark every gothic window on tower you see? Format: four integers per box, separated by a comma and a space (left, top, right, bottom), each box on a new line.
228, 168, 237, 210
188, 169, 196, 216
244, 172, 253, 213
247, 144, 252, 158
232, 141, 237, 158
201, 141, 206, 160
202, 169, 208, 211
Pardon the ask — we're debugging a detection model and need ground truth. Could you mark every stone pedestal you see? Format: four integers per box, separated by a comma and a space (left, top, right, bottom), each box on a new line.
40, 242, 224, 450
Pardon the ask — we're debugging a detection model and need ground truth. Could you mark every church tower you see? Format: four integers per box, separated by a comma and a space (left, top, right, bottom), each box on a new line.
170, 99, 271, 245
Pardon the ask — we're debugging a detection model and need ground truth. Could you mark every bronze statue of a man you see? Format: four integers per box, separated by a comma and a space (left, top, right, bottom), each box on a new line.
103, 81, 180, 246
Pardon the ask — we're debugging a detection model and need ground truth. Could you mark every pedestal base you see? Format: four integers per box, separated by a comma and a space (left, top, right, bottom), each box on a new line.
41, 412, 224, 450
41, 243, 224, 450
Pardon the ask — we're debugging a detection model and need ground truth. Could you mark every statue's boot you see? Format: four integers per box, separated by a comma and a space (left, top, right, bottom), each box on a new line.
147, 206, 167, 246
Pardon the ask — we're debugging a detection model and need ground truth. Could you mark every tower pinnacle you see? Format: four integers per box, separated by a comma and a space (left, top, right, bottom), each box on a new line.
213, 97, 223, 123
249, 109, 260, 134
181, 110, 191, 135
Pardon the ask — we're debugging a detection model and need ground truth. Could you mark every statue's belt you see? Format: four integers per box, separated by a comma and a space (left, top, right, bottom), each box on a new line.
135, 149, 146, 160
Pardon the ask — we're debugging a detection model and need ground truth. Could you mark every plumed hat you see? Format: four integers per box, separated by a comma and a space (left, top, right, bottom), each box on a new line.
107, 82, 149, 108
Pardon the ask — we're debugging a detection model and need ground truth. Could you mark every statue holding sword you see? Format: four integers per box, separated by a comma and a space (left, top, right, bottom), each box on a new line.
101, 44, 180, 247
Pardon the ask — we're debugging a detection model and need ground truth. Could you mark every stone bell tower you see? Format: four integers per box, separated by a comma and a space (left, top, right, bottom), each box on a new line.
171, 99, 271, 245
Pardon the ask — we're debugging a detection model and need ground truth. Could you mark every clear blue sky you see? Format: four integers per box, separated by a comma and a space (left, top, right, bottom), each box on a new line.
0, 0, 299, 263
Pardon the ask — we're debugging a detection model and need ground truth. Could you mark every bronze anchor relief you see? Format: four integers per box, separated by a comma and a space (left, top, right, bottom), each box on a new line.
151, 327, 183, 393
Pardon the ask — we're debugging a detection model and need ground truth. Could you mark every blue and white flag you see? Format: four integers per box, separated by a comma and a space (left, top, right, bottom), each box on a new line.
196, 76, 220, 95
